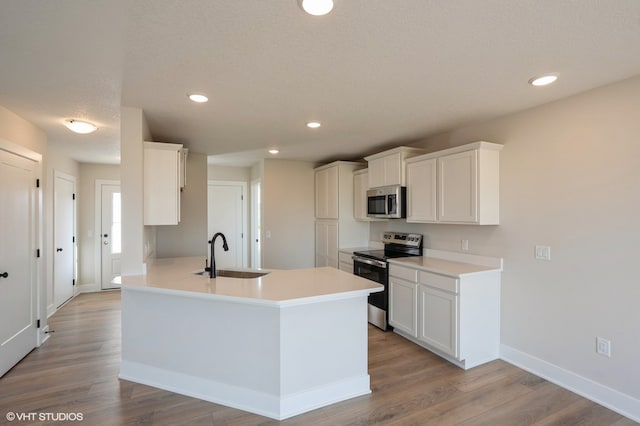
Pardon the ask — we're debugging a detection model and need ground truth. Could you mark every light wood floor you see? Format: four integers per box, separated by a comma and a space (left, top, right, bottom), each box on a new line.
0, 292, 635, 426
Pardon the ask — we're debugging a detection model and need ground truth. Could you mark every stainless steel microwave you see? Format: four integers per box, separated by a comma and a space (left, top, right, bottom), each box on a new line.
366, 185, 406, 219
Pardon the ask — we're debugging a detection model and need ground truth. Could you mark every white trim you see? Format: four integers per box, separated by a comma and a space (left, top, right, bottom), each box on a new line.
95, 180, 120, 290
501, 344, 640, 422
250, 178, 261, 269
0, 137, 43, 162
208, 180, 248, 268
120, 360, 370, 421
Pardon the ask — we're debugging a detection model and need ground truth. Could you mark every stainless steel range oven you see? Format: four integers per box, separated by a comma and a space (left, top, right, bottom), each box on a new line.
352, 232, 423, 331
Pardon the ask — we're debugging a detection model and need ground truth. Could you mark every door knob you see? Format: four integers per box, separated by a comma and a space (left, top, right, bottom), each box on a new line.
56, 248, 63, 252
0, 272, 8, 278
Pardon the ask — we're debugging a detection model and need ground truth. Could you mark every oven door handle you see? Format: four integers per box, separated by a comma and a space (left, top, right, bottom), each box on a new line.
352, 255, 387, 269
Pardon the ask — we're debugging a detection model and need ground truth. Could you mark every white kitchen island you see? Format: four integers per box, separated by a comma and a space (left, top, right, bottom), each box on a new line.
116, 257, 383, 421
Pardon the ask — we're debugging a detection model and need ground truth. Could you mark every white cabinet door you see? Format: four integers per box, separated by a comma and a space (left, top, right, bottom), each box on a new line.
438, 150, 477, 223
368, 153, 402, 188
315, 221, 338, 268
383, 153, 402, 186
353, 171, 368, 220
389, 277, 418, 337
367, 157, 385, 188
315, 166, 338, 219
419, 285, 459, 358
406, 159, 437, 222
144, 142, 181, 225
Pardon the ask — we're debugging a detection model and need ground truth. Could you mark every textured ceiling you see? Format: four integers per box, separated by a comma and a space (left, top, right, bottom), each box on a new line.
1, 1, 640, 165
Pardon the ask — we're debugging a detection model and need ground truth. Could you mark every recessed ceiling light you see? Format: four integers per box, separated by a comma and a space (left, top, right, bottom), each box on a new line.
299, 0, 334, 16
529, 74, 558, 87
269, 149, 279, 154
188, 93, 209, 103
306, 121, 321, 129
64, 119, 98, 134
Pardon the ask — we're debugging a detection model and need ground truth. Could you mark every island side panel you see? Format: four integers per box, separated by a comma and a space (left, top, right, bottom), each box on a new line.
120, 287, 283, 416
278, 295, 371, 418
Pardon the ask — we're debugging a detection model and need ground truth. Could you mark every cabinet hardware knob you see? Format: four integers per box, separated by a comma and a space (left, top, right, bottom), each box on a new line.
0, 272, 8, 278
56, 248, 63, 252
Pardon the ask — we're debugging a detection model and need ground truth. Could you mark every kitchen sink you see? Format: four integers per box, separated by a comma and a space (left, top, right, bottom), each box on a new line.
193, 269, 269, 279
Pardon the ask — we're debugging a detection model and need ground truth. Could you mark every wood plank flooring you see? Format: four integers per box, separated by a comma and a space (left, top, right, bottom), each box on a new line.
0, 292, 635, 425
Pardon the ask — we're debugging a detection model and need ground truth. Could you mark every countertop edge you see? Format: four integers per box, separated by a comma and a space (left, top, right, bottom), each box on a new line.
121, 281, 381, 307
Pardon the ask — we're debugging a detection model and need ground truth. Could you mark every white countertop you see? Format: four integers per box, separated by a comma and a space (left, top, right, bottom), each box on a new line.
388, 249, 503, 278
116, 257, 383, 307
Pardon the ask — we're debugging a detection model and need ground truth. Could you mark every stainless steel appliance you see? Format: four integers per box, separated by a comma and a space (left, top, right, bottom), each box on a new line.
352, 232, 423, 330
366, 185, 406, 219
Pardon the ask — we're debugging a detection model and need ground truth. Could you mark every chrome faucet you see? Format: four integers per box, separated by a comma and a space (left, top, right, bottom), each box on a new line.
207, 232, 229, 278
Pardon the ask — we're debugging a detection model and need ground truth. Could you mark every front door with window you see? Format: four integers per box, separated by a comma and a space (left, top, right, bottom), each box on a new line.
101, 184, 121, 289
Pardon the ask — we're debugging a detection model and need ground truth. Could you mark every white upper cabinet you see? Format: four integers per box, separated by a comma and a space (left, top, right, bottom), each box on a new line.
353, 169, 368, 221
144, 141, 183, 226
314, 162, 369, 268
406, 158, 437, 222
365, 147, 424, 188
315, 165, 339, 219
406, 141, 503, 225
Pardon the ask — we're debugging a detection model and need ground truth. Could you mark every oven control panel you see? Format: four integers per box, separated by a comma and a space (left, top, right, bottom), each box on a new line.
382, 232, 423, 247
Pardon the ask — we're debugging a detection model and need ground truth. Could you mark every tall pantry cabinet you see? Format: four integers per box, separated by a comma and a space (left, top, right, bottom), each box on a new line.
315, 162, 369, 268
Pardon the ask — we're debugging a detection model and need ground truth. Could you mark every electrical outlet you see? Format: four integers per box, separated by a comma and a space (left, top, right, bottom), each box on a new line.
461, 239, 469, 251
596, 337, 611, 357
535, 245, 551, 260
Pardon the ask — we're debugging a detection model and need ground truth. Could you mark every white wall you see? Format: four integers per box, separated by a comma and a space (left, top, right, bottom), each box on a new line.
156, 152, 208, 258
120, 106, 151, 275
371, 75, 640, 410
208, 164, 251, 182
261, 159, 315, 269
77, 163, 120, 289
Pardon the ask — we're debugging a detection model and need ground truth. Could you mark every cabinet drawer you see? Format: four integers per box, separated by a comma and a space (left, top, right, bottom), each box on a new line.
419, 271, 459, 293
339, 252, 354, 265
389, 264, 418, 282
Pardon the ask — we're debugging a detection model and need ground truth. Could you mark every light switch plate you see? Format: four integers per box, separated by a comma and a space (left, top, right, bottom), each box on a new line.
535, 245, 551, 260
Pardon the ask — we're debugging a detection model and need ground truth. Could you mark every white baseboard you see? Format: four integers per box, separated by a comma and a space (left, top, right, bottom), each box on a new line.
120, 361, 370, 420
501, 344, 640, 422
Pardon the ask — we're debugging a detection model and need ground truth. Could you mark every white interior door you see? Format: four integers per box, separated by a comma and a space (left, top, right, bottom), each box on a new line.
208, 182, 245, 269
53, 171, 75, 308
0, 149, 37, 378
101, 184, 121, 289
250, 179, 261, 269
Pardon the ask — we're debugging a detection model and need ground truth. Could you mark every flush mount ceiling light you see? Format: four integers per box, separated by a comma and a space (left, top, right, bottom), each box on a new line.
269, 149, 279, 154
64, 119, 98, 134
188, 93, 209, 103
298, 0, 334, 16
306, 121, 321, 129
528, 73, 558, 87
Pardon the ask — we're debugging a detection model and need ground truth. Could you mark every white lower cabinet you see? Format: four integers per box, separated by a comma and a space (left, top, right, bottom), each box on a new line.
419, 283, 458, 358
388, 259, 500, 370
315, 221, 338, 268
338, 251, 354, 273
389, 277, 418, 337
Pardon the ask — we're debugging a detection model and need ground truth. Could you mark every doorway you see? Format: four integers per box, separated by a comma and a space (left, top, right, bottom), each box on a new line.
96, 180, 121, 289
0, 146, 39, 378
53, 171, 76, 308
207, 181, 247, 269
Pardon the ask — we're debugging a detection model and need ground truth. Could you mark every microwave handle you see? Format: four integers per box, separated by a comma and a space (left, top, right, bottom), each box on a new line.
387, 195, 393, 215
